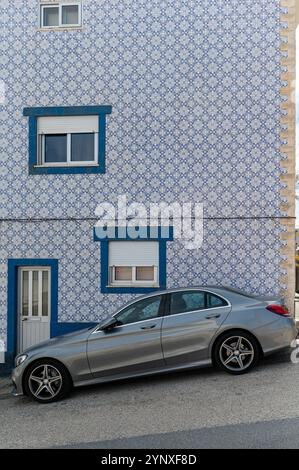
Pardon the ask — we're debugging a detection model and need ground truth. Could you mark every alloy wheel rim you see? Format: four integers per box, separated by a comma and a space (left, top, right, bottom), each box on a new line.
219, 336, 254, 371
29, 364, 62, 400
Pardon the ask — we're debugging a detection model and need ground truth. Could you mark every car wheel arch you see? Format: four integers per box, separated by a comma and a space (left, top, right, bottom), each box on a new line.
210, 328, 264, 364
22, 357, 73, 395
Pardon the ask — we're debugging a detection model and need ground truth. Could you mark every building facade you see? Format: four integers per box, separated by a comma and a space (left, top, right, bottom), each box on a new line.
0, 0, 296, 369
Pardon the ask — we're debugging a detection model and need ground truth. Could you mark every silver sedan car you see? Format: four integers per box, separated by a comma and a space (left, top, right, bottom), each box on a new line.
12, 286, 297, 403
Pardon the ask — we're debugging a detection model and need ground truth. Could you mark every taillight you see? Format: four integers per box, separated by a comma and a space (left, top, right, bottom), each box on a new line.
266, 304, 289, 316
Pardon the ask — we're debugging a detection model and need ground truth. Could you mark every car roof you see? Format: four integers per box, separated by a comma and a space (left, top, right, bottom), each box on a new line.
122, 285, 246, 298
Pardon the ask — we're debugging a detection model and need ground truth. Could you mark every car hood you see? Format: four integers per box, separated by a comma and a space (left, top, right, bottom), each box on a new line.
22, 327, 94, 355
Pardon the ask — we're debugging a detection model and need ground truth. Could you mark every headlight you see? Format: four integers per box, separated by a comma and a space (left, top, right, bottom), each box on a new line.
15, 354, 28, 367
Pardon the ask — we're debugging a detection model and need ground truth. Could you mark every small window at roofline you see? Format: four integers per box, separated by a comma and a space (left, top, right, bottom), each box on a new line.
40, 3, 81, 29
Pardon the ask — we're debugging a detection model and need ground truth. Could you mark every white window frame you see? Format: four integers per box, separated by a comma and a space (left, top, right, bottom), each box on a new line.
40, 2, 82, 29
38, 131, 98, 167
109, 265, 159, 288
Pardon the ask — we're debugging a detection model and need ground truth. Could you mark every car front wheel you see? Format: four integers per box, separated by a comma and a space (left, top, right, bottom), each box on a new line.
23, 359, 72, 403
214, 330, 260, 375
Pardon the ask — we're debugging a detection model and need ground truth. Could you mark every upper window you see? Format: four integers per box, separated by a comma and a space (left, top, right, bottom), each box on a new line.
115, 295, 163, 326
108, 241, 159, 288
40, 3, 81, 29
23, 106, 112, 175
37, 116, 98, 166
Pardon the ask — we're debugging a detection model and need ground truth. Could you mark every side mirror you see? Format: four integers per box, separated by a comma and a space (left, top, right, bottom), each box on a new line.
101, 318, 121, 331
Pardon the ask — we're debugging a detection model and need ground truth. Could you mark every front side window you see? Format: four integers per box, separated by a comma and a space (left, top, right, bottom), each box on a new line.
41, 3, 81, 29
115, 295, 162, 326
37, 115, 98, 166
108, 241, 159, 288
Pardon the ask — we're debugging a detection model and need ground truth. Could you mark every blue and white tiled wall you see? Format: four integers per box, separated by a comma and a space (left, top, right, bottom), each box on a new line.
0, 0, 287, 348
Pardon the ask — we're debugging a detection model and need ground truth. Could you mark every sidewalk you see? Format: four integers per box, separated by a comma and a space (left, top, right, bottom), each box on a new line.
0, 376, 11, 396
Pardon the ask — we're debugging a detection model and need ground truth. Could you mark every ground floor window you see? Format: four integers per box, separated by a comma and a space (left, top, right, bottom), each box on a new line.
94, 226, 173, 294
108, 241, 159, 288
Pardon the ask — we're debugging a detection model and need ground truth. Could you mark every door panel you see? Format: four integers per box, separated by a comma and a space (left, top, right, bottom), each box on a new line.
87, 317, 164, 378
18, 268, 51, 352
161, 291, 231, 366
87, 294, 166, 378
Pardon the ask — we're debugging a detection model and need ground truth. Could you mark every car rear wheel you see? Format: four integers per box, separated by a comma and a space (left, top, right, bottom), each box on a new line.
214, 330, 260, 375
23, 359, 72, 403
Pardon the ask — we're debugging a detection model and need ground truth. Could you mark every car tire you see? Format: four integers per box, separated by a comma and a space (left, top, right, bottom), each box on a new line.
23, 359, 72, 403
213, 330, 260, 375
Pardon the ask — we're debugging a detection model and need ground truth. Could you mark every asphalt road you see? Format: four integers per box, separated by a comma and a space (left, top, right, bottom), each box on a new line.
1, 352, 299, 449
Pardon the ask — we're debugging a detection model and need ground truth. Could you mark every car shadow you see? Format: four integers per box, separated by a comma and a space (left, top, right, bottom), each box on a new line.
13, 349, 293, 406
68, 350, 293, 401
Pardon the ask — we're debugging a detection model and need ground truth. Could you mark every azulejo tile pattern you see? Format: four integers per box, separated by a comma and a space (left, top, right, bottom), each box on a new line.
0, 0, 291, 345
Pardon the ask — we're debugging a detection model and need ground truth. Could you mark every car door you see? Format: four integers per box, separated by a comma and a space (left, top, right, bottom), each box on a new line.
161, 290, 231, 366
87, 294, 166, 379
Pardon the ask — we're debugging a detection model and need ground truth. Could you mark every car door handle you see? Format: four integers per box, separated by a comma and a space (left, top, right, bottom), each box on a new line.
140, 324, 156, 330
205, 313, 221, 319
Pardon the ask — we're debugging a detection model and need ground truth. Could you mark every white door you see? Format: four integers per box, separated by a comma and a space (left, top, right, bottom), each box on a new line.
18, 267, 51, 353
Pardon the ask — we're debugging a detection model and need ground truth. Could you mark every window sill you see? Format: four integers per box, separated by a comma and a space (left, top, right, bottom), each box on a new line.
109, 284, 160, 288
101, 283, 162, 294
37, 26, 84, 32
34, 163, 99, 168
29, 163, 105, 175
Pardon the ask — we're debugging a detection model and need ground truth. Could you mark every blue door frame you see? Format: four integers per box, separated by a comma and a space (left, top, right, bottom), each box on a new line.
5, 259, 95, 369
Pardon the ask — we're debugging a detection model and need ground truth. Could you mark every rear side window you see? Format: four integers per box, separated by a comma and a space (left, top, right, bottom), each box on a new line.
169, 291, 228, 315
207, 293, 228, 308
115, 295, 162, 325
170, 291, 206, 315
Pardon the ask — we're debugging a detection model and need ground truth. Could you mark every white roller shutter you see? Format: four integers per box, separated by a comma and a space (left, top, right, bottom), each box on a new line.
109, 241, 159, 267
37, 115, 98, 134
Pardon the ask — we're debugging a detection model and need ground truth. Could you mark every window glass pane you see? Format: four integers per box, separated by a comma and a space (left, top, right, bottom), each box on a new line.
207, 294, 227, 308
114, 267, 132, 281
44, 134, 67, 163
32, 271, 39, 316
62, 5, 79, 25
22, 271, 29, 316
71, 133, 95, 162
116, 296, 162, 325
136, 266, 154, 281
170, 291, 206, 315
43, 7, 59, 27
42, 271, 49, 317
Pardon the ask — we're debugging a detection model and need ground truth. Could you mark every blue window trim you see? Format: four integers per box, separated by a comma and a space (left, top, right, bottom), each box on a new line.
6, 259, 95, 366
93, 226, 174, 294
23, 105, 112, 175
